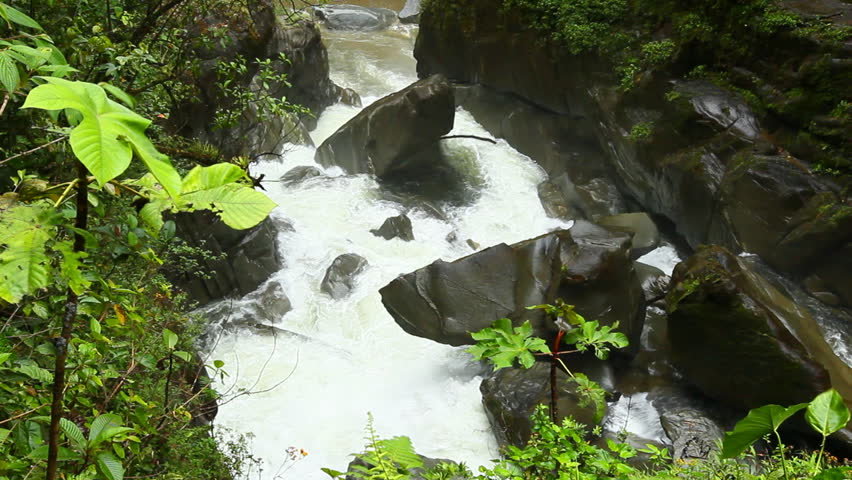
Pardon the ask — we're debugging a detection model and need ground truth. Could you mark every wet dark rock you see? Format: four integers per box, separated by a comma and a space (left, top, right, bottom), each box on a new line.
380, 221, 644, 348
280, 165, 323, 184
649, 386, 727, 461
174, 9, 346, 152
666, 245, 851, 411
316, 74, 454, 178
634, 262, 670, 304
321, 254, 368, 299
244, 280, 292, 321
371, 214, 415, 241
313, 4, 398, 31
399, 0, 422, 23
537, 175, 584, 220
171, 211, 281, 305
598, 213, 660, 259
559, 221, 646, 353
480, 362, 602, 448
338, 87, 362, 107
574, 178, 628, 219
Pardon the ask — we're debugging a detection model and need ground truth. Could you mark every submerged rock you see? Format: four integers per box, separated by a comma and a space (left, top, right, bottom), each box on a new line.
316, 74, 454, 177
244, 280, 292, 321
666, 245, 851, 411
313, 4, 398, 31
321, 254, 368, 299
371, 214, 415, 241
280, 165, 323, 184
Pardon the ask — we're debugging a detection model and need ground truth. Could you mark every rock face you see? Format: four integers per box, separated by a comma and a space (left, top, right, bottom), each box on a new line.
280, 165, 323, 184
480, 362, 600, 447
173, 2, 350, 155
316, 74, 454, 176
321, 254, 368, 299
313, 4, 398, 31
380, 221, 644, 348
170, 211, 282, 305
371, 214, 415, 241
414, 0, 852, 310
666, 245, 851, 411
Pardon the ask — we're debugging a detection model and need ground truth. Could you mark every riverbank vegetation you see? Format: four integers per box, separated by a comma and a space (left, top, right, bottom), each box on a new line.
0, 0, 300, 479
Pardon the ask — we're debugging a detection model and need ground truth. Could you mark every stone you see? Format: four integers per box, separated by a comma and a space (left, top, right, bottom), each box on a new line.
280, 165, 323, 184
370, 214, 415, 241
312, 4, 398, 31
245, 280, 292, 321
170, 211, 282, 305
480, 362, 601, 447
399, 0, 422, 23
380, 221, 645, 348
316, 74, 454, 177
666, 245, 851, 411
321, 254, 368, 299
598, 213, 661, 258
650, 386, 726, 461
634, 262, 670, 304
537, 175, 584, 220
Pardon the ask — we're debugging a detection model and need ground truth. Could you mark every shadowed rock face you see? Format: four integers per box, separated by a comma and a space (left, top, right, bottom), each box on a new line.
666, 245, 851, 412
170, 211, 283, 305
379, 221, 645, 348
316, 74, 455, 177
370, 214, 415, 241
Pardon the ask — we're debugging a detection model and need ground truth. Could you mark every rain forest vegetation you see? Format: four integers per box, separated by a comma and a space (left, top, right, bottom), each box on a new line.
327, 302, 851, 480
0, 0, 310, 479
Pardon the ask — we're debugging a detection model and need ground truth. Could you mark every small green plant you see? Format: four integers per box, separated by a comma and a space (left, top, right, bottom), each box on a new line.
721, 389, 851, 479
467, 300, 628, 423
628, 122, 654, 142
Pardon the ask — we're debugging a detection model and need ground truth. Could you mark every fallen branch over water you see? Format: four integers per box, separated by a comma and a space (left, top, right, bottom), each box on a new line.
439, 134, 497, 144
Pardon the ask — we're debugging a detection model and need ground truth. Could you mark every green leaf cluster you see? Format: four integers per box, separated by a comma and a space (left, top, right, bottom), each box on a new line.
467, 318, 550, 370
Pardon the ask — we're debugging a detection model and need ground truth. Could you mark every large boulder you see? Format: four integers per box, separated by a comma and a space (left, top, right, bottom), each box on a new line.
316, 74, 454, 176
321, 254, 368, 299
312, 4, 398, 31
170, 211, 282, 305
597, 213, 660, 258
380, 221, 645, 348
666, 245, 852, 412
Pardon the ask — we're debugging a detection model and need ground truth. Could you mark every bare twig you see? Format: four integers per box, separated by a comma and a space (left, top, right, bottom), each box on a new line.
0, 136, 68, 166
439, 134, 497, 144
0, 93, 10, 118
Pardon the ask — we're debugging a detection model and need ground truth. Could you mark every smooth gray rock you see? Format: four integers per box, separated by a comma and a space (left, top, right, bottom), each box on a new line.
280, 165, 322, 184
316, 74, 454, 177
321, 254, 368, 299
313, 4, 398, 31
371, 214, 415, 241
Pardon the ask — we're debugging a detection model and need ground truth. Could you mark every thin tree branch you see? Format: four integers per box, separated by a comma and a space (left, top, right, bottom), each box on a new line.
439, 134, 497, 144
0, 136, 68, 166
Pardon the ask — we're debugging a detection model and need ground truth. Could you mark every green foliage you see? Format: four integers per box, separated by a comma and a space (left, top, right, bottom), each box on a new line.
720, 402, 807, 458
563, 319, 628, 360
627, 122, 654, 142
324, 414, 425, 480
467, 318, 551, 370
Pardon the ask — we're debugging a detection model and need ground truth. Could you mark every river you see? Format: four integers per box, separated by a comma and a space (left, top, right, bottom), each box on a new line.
206, 20, 573, 479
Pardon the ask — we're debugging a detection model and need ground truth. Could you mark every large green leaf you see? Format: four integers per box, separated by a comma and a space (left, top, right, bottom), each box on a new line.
806, 389, 851, 437
0, 3, 42, 29
181, 183, 276, 230
721, 403, 807, 458
60, 418, 86, 453
813, 467, 852, 480
22, 78, 181, 196
96, 452, 125, 480
0, 203, 58, 302
181, 164, 247, 193
0, 52, 19, 93
88, 414, 122, 447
